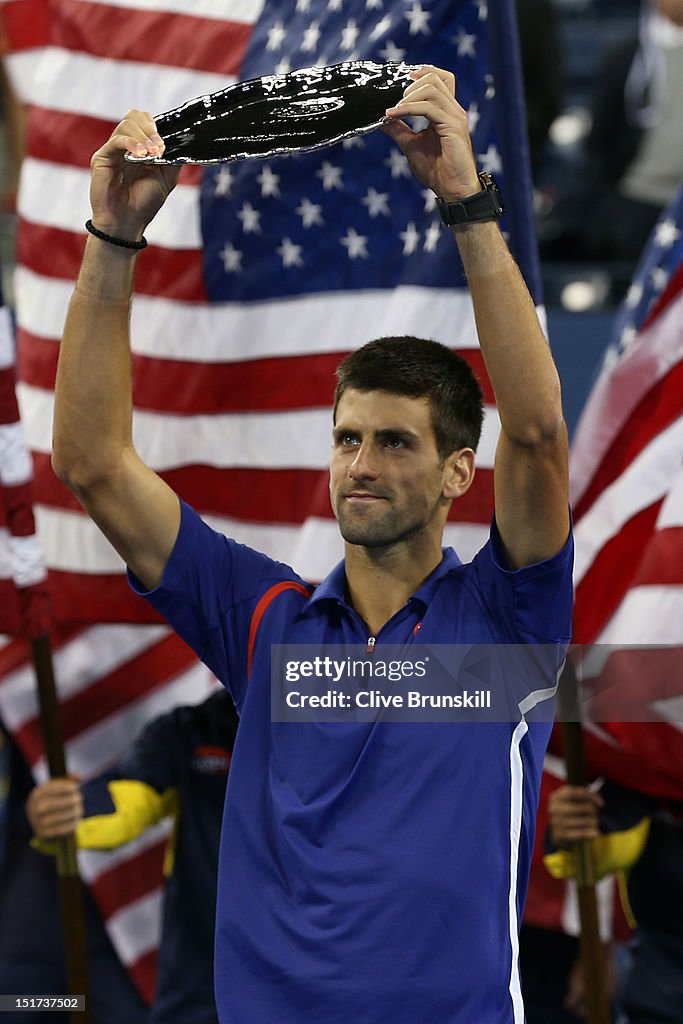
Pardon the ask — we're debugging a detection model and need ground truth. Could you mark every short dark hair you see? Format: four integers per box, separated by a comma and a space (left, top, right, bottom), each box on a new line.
334, 336, 484, 458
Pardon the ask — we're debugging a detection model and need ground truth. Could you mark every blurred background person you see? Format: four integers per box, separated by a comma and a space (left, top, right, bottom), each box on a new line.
515, 0, 564, 178
547, 778, 683, 1024
0, 719, 148, 1023
584, 0, 683, 261
27, 690, 238, 1024
539, 0, 683, 271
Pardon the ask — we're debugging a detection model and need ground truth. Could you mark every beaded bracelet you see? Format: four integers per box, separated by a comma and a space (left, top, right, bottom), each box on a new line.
85, 219, 148, 250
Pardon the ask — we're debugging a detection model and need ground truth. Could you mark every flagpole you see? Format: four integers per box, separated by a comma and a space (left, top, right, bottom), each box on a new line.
31, 634, 92, 1024
558, 660, 611, 1024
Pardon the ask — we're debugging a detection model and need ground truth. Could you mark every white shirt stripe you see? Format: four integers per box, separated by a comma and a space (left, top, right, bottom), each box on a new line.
507, 720, 528, 1024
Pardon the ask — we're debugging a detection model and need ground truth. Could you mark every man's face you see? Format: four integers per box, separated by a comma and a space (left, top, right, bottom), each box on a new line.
329, 388, 457, 549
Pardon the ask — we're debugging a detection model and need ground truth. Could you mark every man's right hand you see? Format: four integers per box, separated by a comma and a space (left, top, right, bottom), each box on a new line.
548, 785, 603, 847
89, 109, 180, 242
27, 778, 84, 839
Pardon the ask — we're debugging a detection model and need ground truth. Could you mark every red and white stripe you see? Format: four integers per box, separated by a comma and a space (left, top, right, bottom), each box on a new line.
0, 300, 51, 637
570, 251, 683, 800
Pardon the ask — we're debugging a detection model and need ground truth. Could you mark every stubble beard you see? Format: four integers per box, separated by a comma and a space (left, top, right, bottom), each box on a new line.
336, 494, 441, 549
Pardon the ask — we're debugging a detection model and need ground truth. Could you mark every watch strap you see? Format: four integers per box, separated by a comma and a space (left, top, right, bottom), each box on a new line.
435, 172, 504, 227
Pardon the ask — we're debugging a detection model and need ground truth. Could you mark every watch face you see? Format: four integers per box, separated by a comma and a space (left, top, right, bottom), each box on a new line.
125, 60, 420, 165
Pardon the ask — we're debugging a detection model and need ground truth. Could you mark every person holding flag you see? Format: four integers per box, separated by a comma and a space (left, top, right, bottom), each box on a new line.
52, 66, 573, 1023
0, 719, 148, 1023
546, 779, 683, 1024
26, 689, 238, 1024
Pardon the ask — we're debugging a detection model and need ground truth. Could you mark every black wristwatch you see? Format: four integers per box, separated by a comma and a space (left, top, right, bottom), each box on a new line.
435, 172, 504, 227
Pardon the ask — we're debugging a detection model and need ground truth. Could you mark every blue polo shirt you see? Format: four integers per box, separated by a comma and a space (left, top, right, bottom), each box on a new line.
131, 501, 573, 1024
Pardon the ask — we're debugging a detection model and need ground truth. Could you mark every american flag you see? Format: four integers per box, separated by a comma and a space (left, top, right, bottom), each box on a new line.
0, 0, 539, 1001
0, 285, 51, 639
571, 184, 683, 801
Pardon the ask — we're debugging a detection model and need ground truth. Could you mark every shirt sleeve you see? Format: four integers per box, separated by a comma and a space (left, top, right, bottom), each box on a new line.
128, 500, 299, 691
544, 781, 653, 885
473, 517, 574, 643
77, 710, 183, 849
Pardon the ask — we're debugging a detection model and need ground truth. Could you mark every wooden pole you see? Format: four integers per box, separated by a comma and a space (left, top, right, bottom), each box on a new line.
30, 634, 92, 1024
558, 660, 611, 1024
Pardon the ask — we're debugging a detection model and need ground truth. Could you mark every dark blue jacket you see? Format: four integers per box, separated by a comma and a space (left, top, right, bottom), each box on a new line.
75, 690, 238, 1024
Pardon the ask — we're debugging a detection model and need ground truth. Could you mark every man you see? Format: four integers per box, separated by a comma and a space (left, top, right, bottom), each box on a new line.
26, 690, 238, 1024
52, 66, 572, 1022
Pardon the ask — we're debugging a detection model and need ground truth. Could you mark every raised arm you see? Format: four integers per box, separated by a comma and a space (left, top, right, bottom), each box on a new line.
384, 68, 570, 568
52, 112, 182, 590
